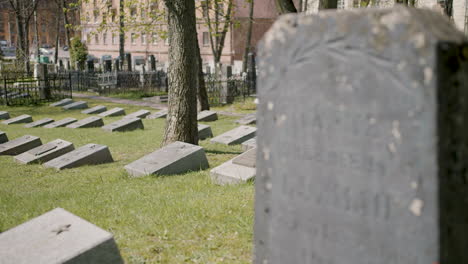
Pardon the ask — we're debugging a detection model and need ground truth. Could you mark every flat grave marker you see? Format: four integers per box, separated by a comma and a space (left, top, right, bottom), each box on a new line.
14, 139, 75, 164
210, 148, 256, 185
24, 118, 54, 128
0, 131, 8, 144
210, 125, 256, 145
2, 114, 33, 125
98, 107, 126, 117
146, 109, 168, 119
242, 138, 256, 151
232, 147, 256, 168
0, 111, 10, 120
124, 109, 151, 119
82, 105, 107, 114
50, 98, 74, 107
102, 117, 143, 132
0, 135, 42, 155
197, 110, 218, 122
63, 101, 88, 110
236, 113, 256, 125
44, 118, 77, 128
43, 143, 114, 170
66, 116, 104, 128
198, 124, 213, 140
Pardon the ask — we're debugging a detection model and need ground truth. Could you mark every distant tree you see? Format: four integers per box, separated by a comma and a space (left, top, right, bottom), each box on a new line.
242, 0, 254, 73
70, 37, 88, 70
275, 0, 297, 13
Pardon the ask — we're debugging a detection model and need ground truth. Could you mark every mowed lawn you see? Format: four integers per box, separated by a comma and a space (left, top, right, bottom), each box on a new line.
0, 99, 255, 264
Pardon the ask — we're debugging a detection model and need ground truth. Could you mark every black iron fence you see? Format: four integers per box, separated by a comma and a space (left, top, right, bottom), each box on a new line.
204, 74, 253, 106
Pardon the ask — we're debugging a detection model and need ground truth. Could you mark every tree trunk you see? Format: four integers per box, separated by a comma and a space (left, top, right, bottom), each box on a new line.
119, 0, 125, 70
34, 6, 40, 64
196, 40, 210, 111
275, 0, 297, 14
242, 0, 254, 73
61, 0, 71, 48
54, 12, 60, 64
162, 0, 199, 145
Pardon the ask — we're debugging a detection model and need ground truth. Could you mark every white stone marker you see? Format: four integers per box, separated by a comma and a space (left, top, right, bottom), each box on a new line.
14, 139, 75, 164
0, 135, 42, 155
0, 111, 10, 120
82, 105, 107, 114
124, 109, 151, 119
146, 109, 168, 119
102, 117, 144, 132
66, 116, 104, 128
210, 125, 256, 145
43, 143, 114, 170
125, 141, 209, 177
0, 131, 8, 144
197, 110, 218, 122
2, 114, 33, 125
0, 208, 124, 264
235, 113, 256, 125
98, 107, 126, 117
242, 138, 256, 151
63, 101, 88, 110
24, 118, 54, 128
50, 98, 74, 107
210, 148, 256, 185
44, 118, 77, 128
198, 124, 213, 140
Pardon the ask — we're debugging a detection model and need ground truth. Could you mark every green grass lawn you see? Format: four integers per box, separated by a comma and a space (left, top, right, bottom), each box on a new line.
0, 99, 255, 264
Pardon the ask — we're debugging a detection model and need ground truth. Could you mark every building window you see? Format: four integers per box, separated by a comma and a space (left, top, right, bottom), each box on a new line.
131, 33, 136, 45
201, 1, 208, 17
202, 32, 209, 46
130, 8, 137, 17
95, 34, 99, 44
103, 32, 107, 44
111, 9, 116, 22
165, 36, 169, 46
86, 34, 91, 44
152, 33, 158, 45
141, 33, 147, 44
112, 34, 117, 45
94, 11, 99, 23
141, 8, 146, 19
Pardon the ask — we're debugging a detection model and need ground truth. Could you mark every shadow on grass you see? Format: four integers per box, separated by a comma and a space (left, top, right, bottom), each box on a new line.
204, 149, 242, 155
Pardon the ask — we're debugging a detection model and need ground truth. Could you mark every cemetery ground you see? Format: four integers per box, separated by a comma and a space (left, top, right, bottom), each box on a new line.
0, 99, 255, 263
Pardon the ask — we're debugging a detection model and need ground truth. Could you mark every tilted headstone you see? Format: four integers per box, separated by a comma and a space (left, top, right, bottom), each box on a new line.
82, 105, 107, 114
63, 101, 88, 110
124, 109, 151, 119
197, 110, 218, 122
44, 118, 77, 128
24, 118, 54, 128
210, 125, 256, 145
254, 7, 468, 264
0, 135, 42, 155
0, 131, 8, 144
146, 109, 168, 119
98, 107, 126, 117
0, 111, 10, 120
50, 98, 74, 107
242, 138, 256, 151
235, 113, 256, 125
0, 208, 124, 264
102, 117, 144, 132
2, 115, 33, 125
44, 143, 114, 170
125, 141, 209, 177
66, 116, 104, 129
198, 124, 213, 140
14, 139, 75, 164
210, 148, 256, 185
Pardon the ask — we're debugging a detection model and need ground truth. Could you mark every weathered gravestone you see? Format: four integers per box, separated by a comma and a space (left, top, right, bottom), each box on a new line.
0, 135, 42, 155
197, 110, 218, 122
242, 137, 256, 151
98, 107, 126, 117
43, 143, 114, 170
198, 124, 213, 140
0, 131, 8, 144
210, 125, 256, 145
44, 118, 77, 128
50, 98, 74, 107
14, 139, 75, 164
0, 208, 124, 264
102, 117, 144, 132
24, 118, 54, 128
0, 111, 10, 120
254, 7, 468, 264
125, 141, 209, 177
63, 101, 88, 110
210, 148, 256, 185
235, 113, 256, 125
2, 114, 33, 125
124, 109, 151, 119
82, 105, 107, 114
146, 109, 168, 119
66, 116, 104, 128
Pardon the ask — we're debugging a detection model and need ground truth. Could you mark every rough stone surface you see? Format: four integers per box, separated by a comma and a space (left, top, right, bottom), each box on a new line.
242, 138, 256, 151
98, 107, 126, 117
14, 139, 75, 164
210, 125, 256, 145
210, 151, 256, 185
24, 118, 55, 128
102, 118, 144, 132
0, 131, 8, 144
2, 115, 33, 125
63, 101, 88, 110
198, 124, 213, 140
50, 98, 74, 107
125, 141, 209, 177
197, 110, 218, 122
146, 109, 167, 119
0, 208, 123, 264
255, 7, 468, 264
232, 148, 256, 168
0, 111, 10, 120
235, 113, 256, 125
0, 135, 42, 155
124, 109, 151, 119
44, 118, 78, 128
82, 105, 107, 114
66, 117, 104, 128
43, 144, 114, 170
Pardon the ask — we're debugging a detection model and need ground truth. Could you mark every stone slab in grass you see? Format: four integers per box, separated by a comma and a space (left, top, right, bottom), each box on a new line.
14, 139, 75, 164
0, 208, 124, 264
43, 143, 114, 170
242, 138, 256, 151
232, 148, 256, 168
125, 141, 209, 177
2, 114, 33, 125
0, 111, 10, 120
63, 101, 88, 110
236, 113, 256, 125
146, 109, 167, 119
0, 131, 8, 143
0, 135, 42, 155
66, 116, 104, 128
98, 107, 126, 117
102, 117, 143, 132
210, 125, 256, 145
44, 118, 77, 128
198, 124, 213, 140
82, 105, 107, 114
50, 98, 73, 107
124, 109, 151, 119
197, 110, 218, 122
210, 152, 256, 185
24, 118, 54, 128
